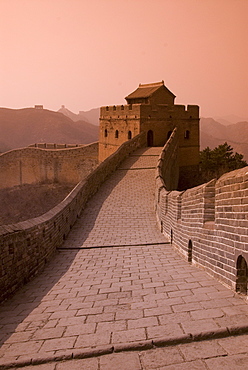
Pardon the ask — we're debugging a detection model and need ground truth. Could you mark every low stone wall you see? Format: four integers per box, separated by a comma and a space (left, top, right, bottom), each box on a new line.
155, 135, 248, 292
28, 143, 85, 149
0, 142, 99, 189
0, 133, 146, 302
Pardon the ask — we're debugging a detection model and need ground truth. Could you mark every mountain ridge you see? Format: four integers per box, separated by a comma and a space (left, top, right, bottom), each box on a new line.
58, 106, 100, 126
200, 117, 248, 160
0, 107, 99, 153
1, 107, 247, 161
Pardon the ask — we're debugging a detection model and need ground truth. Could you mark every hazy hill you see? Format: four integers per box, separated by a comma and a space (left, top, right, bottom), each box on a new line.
200, 117, 248, 160
1, 106, 247, 161
213, 115, 248, 126
57, 106, 80, 122
79, 108, 100, 126
0, 108, 99, 152
58, 106, 100, 125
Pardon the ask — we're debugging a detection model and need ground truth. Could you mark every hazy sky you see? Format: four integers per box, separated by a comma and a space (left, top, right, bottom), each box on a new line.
1, 0, 247, 118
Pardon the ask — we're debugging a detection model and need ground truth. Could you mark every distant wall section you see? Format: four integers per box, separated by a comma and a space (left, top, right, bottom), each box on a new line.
0, 142, 99, 189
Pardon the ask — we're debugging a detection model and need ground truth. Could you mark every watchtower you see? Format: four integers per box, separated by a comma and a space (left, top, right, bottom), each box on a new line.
99, 81, 200, 186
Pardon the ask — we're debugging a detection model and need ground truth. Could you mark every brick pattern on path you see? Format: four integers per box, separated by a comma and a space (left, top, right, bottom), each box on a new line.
1, 148, 248, 367
61, 148, 166, 249
3, 334, 248, 369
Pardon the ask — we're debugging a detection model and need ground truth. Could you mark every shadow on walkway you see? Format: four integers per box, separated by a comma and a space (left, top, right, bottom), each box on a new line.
60, 168, 130, 249
60, 153, 159, 249
0, 154, 142, 346
0, 249, 79, 347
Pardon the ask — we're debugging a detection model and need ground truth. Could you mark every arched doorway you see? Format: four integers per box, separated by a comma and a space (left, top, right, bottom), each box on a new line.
188, 240, 193, 263
147, 130, 153, 146
236, 255, 248, 294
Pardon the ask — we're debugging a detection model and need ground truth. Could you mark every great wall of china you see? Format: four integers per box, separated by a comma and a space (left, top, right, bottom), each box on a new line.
0, 134, 146, 302
155, 128, 248, 294
0, 131, 248, 303
0, 142, 98, 189
0, 81, 247, 305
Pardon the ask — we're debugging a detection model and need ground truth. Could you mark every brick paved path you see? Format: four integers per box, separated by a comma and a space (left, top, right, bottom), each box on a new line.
61, 148, 166, 249
9, 334, 248, 369
1, 148, 248, 368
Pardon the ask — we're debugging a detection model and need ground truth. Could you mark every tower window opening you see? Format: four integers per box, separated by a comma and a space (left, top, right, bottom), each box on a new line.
184, 130, 190, 139
115, 130, 119, 138
128, 131, 132, 140
104, 129, 108, 137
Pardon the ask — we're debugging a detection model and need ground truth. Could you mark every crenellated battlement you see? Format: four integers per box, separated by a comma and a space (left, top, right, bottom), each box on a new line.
100, 103, 199, 120
155, 132, 248, 291
28, 143, 85, 149
100, 104, 141, 119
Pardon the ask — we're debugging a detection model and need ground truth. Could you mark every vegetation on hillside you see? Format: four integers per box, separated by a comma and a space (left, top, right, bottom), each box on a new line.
200, 118, 248, 161
199, 142, 247, 183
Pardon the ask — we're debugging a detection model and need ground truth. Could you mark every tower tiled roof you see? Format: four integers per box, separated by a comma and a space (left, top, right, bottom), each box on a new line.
125, 81, 175, 100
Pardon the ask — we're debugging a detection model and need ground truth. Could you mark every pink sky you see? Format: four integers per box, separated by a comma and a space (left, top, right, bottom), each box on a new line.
0, 0, 247, 118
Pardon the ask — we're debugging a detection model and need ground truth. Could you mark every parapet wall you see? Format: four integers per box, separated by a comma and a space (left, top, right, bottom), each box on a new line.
156, 128, 179, 192
0, 133, 146, 302
29, 143, 85, 149
0, 143, 99, 188
100, 104, 199, 120
155, 135, 248, 291
101, 104, 141, 116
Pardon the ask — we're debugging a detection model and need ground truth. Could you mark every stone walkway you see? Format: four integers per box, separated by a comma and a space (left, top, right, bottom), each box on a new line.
7, 334, 248, 369
61, 148, 166, 249
1, 148, 248, 369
